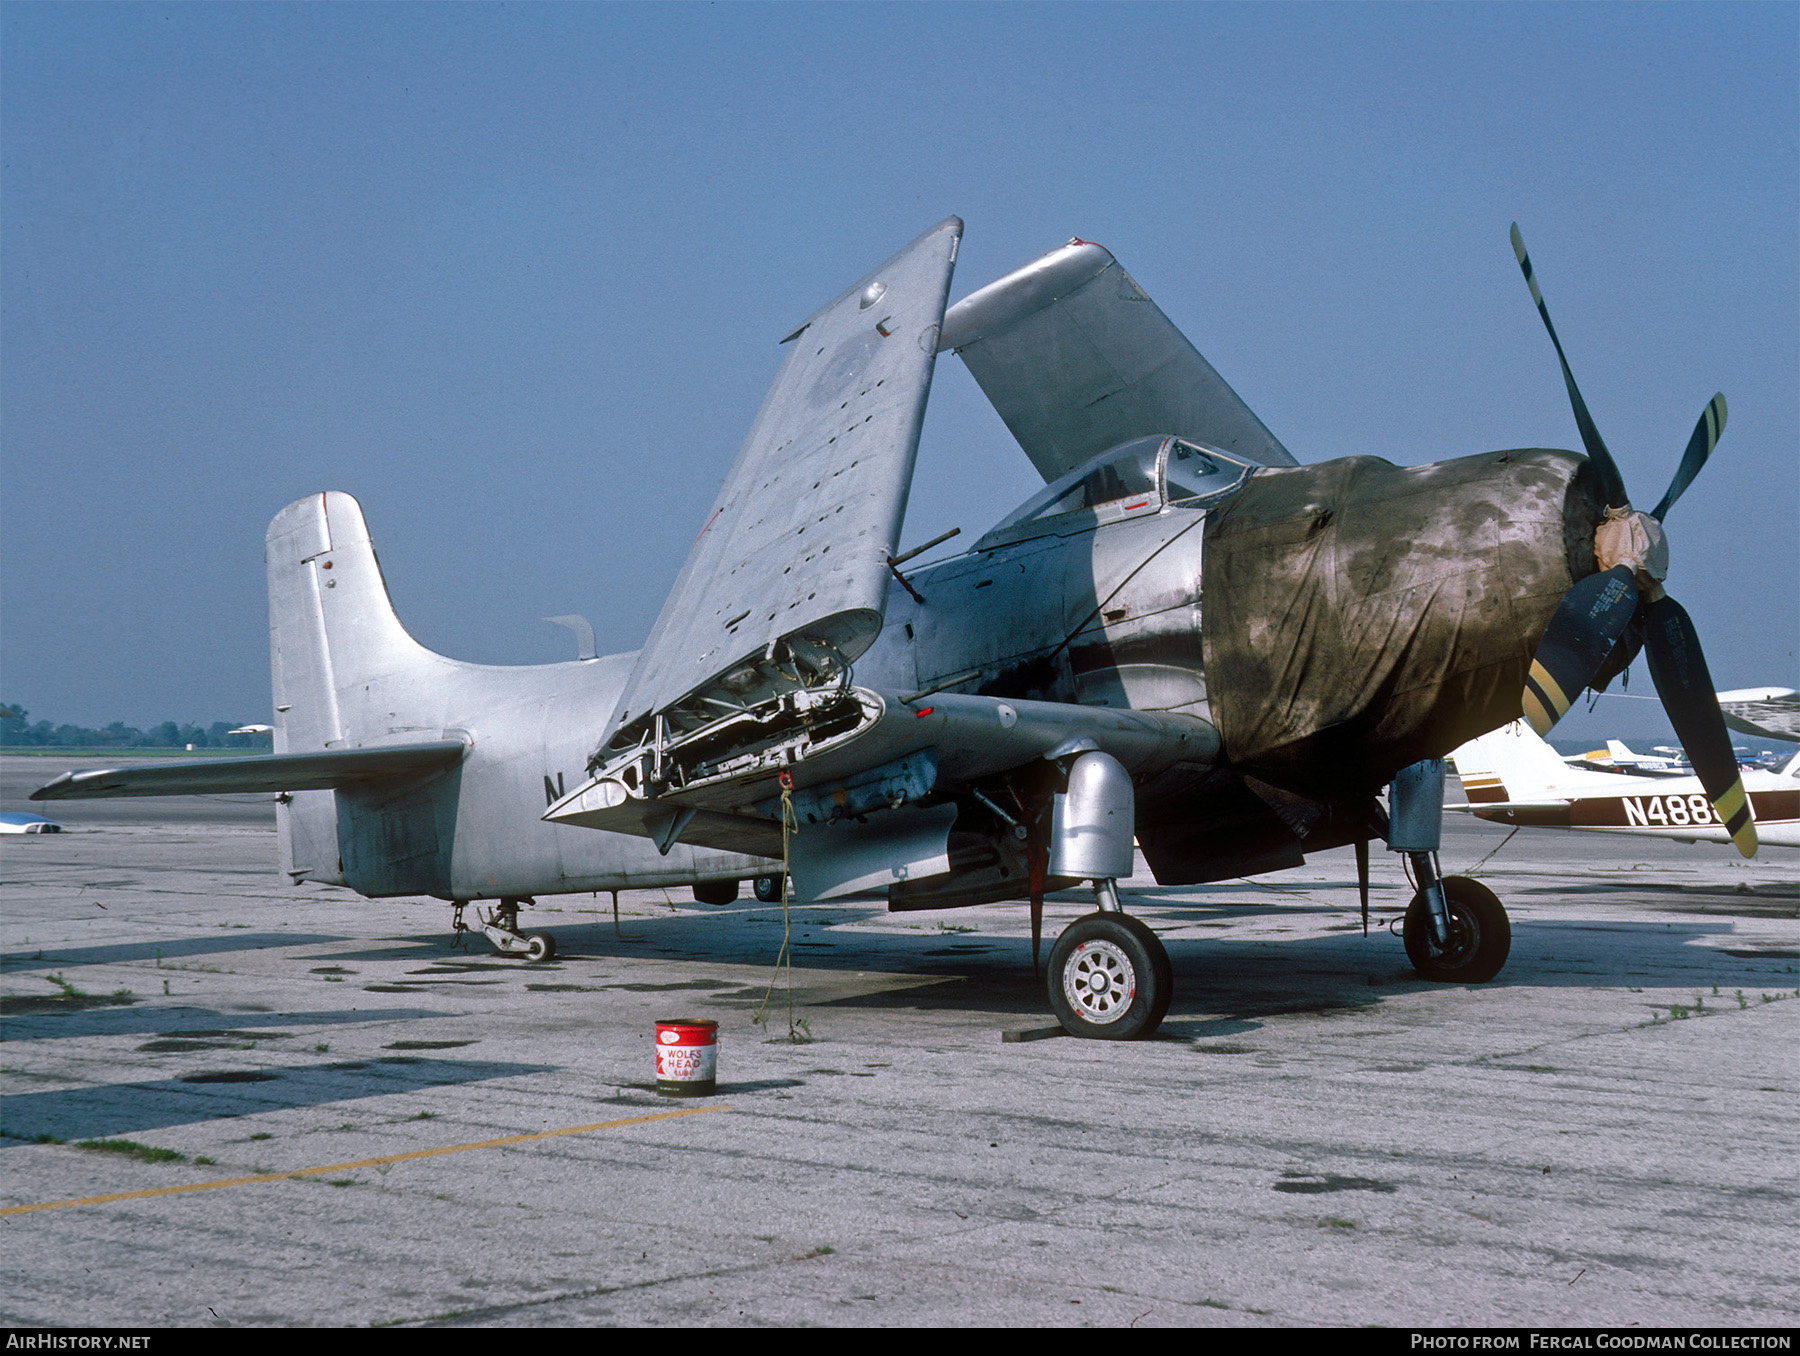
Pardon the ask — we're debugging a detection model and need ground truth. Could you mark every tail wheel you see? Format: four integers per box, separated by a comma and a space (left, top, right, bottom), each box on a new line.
1046, 912, 1172, 1040
752, 874, 786, 903
1403, 875, 1510, 983
524, 933, 556, 963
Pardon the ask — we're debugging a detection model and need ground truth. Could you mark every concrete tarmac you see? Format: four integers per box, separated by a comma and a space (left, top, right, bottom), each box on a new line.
2, 754, 1796, 1327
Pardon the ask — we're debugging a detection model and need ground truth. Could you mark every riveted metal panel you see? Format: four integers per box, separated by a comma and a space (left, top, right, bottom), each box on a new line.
600, 218, 963, 749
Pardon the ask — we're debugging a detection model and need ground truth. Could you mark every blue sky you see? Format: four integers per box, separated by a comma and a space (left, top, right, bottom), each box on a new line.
3, 2, 1795, 745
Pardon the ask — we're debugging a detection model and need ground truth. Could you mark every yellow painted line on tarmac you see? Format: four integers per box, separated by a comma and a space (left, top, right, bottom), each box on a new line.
1, 1104, 730, 1217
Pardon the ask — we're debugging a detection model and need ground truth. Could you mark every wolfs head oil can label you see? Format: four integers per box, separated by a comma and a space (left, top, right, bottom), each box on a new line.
654, 1019, 718, 1096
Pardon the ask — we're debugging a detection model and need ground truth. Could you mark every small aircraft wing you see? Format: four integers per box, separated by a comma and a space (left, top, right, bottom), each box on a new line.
939, 239, 1296, 483
1716, 687, 1800, 744
597, 217, 963, 754
30, 740, 467, 800
1446, 799, 1569, 813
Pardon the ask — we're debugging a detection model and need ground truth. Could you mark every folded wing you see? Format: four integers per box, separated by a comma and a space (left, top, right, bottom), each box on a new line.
940, 239, 1296, 482
595, 217, 964, 759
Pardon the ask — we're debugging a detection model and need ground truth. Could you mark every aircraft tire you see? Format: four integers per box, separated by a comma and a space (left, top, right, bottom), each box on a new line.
524, 933, 556, 963
752, 874, 785, 903
1403, 876, 1509, 983
693, 880, 740, 906
1047, 912, 1172, 1040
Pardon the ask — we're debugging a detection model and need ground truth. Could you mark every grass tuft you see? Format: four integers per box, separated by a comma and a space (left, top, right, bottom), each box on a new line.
75, 1138, 187, 1164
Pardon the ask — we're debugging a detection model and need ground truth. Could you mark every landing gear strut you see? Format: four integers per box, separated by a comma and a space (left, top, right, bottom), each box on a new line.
452, 898, 556, 961
1037, 751, 1172, 1039
1403, 875, 1510, 983
1389, 757, 1511, 984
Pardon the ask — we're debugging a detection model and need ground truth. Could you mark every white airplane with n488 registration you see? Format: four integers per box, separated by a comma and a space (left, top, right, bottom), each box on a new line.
1452, 720, 1798, 849
33, 218, 1764, 1038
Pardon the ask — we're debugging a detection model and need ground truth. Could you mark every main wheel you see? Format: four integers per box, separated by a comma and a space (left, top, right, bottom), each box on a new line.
1403, 875, 1509, 983
752, 874, 786, 903
693, 879, 739, 906
1046, 912, 1173, 1040
524, 932, 556, 962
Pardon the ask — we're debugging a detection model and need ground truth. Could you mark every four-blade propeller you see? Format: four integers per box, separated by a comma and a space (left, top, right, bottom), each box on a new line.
1510, 224, 1755, 856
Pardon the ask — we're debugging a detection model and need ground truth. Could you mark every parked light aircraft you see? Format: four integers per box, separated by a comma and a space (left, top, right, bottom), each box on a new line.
1452, 721, 1798, 849
1564, 739, 1691, 777
32, 218, 1760, 1038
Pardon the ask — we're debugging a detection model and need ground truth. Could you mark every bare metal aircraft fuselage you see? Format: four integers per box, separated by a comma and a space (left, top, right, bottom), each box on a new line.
35, 218, 1752, 1036
272, 438, 1592, 910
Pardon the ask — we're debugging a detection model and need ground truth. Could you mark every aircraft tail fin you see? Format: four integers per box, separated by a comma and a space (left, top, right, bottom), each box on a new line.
267, 491, 446, 754
1450, 721, 1588, 803
267, 492, 464, 890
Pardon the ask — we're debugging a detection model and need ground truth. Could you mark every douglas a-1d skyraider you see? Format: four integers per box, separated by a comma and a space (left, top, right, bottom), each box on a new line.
35, 217, 1758, 1038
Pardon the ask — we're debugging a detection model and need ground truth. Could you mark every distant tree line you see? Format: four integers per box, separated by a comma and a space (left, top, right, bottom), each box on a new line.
0, 704, 274, 750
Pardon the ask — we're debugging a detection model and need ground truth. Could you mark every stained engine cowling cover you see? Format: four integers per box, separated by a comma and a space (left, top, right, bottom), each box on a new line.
1201, 448, 1604, 799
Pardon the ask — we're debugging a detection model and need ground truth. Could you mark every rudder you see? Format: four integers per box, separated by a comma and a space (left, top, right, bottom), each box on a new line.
266, 492, 452, 890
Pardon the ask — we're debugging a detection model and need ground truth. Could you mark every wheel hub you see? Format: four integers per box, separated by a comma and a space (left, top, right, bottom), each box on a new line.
1063, 940, 1137, 1024
1432, 906, 1480, 968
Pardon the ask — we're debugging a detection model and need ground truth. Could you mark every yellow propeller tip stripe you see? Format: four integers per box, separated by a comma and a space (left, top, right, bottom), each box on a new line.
1713, 782, 1749, 821
1521, 696, 1554, 737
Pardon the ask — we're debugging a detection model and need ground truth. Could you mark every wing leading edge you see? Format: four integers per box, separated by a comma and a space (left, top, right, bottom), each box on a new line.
596, 217, 963, 759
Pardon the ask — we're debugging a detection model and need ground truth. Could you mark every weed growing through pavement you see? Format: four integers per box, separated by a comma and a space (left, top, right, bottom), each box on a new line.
75, 1139, 186, 1164
44, 973, 82, 1000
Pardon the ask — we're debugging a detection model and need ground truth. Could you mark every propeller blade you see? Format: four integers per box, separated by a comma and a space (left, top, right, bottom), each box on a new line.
1642, 595, 1758, 857
1650, 393, 1727, 521
1510, 224, 1631, 509
1521, 565, 1640, 736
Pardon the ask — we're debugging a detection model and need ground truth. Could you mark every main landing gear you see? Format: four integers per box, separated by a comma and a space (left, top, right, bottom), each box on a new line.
1402, 873, 1510, 983
453, 898, 556, 961
1389, 758, 1511, 984
1046, 881, 1173, 1041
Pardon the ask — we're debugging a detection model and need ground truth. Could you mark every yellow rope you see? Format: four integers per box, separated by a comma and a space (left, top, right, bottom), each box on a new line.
752, 781, 803, 1040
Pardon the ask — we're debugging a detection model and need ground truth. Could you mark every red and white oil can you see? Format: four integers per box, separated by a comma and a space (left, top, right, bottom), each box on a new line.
654, 1018, 718, 1097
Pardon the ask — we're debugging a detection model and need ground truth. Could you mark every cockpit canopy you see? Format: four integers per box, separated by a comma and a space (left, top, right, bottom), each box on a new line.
975, 435, 1254, 551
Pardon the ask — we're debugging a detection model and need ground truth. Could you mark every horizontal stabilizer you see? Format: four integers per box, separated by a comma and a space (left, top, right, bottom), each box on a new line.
30, 740, 467, 801
941, 239, 1295, 482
